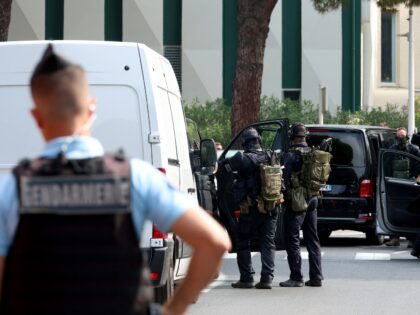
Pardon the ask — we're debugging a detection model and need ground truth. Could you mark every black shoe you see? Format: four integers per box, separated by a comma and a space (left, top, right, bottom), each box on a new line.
279, 279, 304, 287
305, 279, 322, 287
385, 238, 400, 246
255, 282, 272, 289
410, 249, 420, 259
231, 281, 254, 289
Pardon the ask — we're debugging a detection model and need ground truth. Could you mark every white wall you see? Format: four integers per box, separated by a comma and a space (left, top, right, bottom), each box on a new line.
262, 2, 282, 98
301, 1, 342, 114
64, 0, 104, 40
8, 0, 44, 40
371, 5, 420, 108
182, 0, 222, 101
123, 0, 163, 54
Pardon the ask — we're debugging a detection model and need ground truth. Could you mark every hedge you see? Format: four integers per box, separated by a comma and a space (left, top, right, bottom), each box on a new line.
183, 96, 420, 146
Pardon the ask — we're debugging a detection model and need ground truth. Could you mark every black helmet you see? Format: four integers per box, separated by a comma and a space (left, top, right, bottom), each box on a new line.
289, 123, 308, 139
242, 127, 261, 147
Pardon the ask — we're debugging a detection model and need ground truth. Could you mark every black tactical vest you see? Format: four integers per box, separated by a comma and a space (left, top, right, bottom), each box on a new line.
1, 153, 151, 315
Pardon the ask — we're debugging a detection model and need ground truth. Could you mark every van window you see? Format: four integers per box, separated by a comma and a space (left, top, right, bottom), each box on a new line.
307, 131, 365, 167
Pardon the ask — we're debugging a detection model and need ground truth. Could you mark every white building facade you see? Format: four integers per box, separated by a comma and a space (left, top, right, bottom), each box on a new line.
7, 0, 420, 112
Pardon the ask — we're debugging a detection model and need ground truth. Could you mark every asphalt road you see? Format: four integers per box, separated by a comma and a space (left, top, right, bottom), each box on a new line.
189, 231, 420, 315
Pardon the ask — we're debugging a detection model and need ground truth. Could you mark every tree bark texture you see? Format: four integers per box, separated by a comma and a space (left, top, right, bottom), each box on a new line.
0, 0, 12, 41
231, 0, 277, 135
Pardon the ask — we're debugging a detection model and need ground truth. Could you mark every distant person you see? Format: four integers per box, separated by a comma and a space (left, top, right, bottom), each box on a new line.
0, 44, 231, 315
215, 142, 223, 151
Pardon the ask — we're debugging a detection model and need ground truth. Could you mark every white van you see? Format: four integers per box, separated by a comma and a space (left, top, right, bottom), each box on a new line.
0, 40, 216, 303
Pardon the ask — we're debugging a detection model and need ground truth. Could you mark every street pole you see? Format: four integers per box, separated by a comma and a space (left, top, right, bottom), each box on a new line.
408, 7, 415, 137
319, 85, 327, 125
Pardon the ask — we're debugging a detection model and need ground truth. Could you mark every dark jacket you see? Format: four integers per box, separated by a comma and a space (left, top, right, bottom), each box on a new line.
282, 142, 308, 190
390, 143, 420, 157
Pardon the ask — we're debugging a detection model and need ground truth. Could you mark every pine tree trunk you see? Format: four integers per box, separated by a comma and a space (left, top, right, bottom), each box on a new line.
0, 0, 12, 41
231, 0, 277, 135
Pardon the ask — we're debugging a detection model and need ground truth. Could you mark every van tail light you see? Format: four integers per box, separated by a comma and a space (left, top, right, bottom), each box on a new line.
158, 167, 166, 174
360, 179, 373, 198
152, 225, 168, 239
233, 210, 241, 218
150, 272, 159, 280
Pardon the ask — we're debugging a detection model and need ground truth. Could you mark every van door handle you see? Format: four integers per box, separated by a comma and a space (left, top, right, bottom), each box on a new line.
187, 188, 196, 194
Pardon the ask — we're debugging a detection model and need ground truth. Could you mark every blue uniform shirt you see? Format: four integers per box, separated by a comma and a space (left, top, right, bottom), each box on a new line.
0, 136, 195, 256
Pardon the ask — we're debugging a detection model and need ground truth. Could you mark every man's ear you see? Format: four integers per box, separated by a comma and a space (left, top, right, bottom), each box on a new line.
88, 97, 97, 113
31, 108, 43, 129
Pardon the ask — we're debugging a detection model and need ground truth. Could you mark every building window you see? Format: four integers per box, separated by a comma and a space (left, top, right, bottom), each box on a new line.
283, 90, 301, 101
381, 11, 396, 83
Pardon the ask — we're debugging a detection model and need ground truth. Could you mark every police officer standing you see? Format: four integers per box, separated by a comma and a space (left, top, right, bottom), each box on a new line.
385, 127, 420, 247
280, 123, 323, 288
220, 128, 279, 290
0, 45, 231, 315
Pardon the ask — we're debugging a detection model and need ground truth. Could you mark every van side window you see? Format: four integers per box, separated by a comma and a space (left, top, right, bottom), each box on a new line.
307, 131, 365, 167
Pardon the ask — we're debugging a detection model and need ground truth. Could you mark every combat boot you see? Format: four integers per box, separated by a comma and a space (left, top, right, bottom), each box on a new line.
385, 237, 400, 246
231, 281, 254, 289
305, 279, 322, 287
255, 282, 272, 289
279, 279, 304, 287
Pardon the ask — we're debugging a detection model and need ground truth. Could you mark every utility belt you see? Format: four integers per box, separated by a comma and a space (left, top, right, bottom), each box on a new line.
239, 196, 280, 216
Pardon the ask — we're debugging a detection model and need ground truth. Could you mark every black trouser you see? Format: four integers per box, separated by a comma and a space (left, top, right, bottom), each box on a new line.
414, 234, 420, 253
236, 208, 278, 283
284, 197, 323, 282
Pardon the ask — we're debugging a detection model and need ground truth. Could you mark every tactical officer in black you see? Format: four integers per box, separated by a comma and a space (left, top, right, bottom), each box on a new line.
385, 127, 420, 247
220, 128, 278, 289
280, 123, 323, 288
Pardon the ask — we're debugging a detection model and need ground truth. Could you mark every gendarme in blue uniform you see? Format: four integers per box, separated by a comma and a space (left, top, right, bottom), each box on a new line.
0, 136, 195, 257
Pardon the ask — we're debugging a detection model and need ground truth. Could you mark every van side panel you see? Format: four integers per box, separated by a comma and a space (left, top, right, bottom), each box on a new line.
138, 44, 180, 188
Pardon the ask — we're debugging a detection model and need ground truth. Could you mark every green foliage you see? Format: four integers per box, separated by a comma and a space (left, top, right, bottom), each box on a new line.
260, 96, 319, 124
311, 0, 420, 13
184, 97, 419, 146
377, 0, 420, 9
183, 98, 231, 147
311, 0, 342, 13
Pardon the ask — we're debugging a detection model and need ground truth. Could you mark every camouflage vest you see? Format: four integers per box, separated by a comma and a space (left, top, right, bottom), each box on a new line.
245, 150, 283, 214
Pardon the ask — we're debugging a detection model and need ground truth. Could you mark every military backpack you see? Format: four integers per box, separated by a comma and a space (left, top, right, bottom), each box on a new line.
289, 146, 332, 211
246, 150, 284, 214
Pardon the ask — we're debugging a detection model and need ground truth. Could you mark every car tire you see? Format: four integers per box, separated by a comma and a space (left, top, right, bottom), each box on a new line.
318, 229, 332, 243
154, 265, 174, 304
365, 229, 385, 245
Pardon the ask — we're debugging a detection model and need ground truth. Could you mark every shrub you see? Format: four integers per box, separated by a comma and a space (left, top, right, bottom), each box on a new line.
183, 96, 419, 145
183, 98, 231, 147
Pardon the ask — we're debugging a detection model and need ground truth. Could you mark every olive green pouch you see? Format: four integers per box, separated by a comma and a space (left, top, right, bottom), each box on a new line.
291, 186, 308, 212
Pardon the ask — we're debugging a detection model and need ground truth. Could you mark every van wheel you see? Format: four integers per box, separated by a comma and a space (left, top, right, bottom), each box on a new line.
366, 230, 384, 245
154, 266, 174, 304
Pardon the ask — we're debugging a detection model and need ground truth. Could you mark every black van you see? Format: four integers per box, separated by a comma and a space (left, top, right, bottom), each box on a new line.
305, 125, 396, 244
